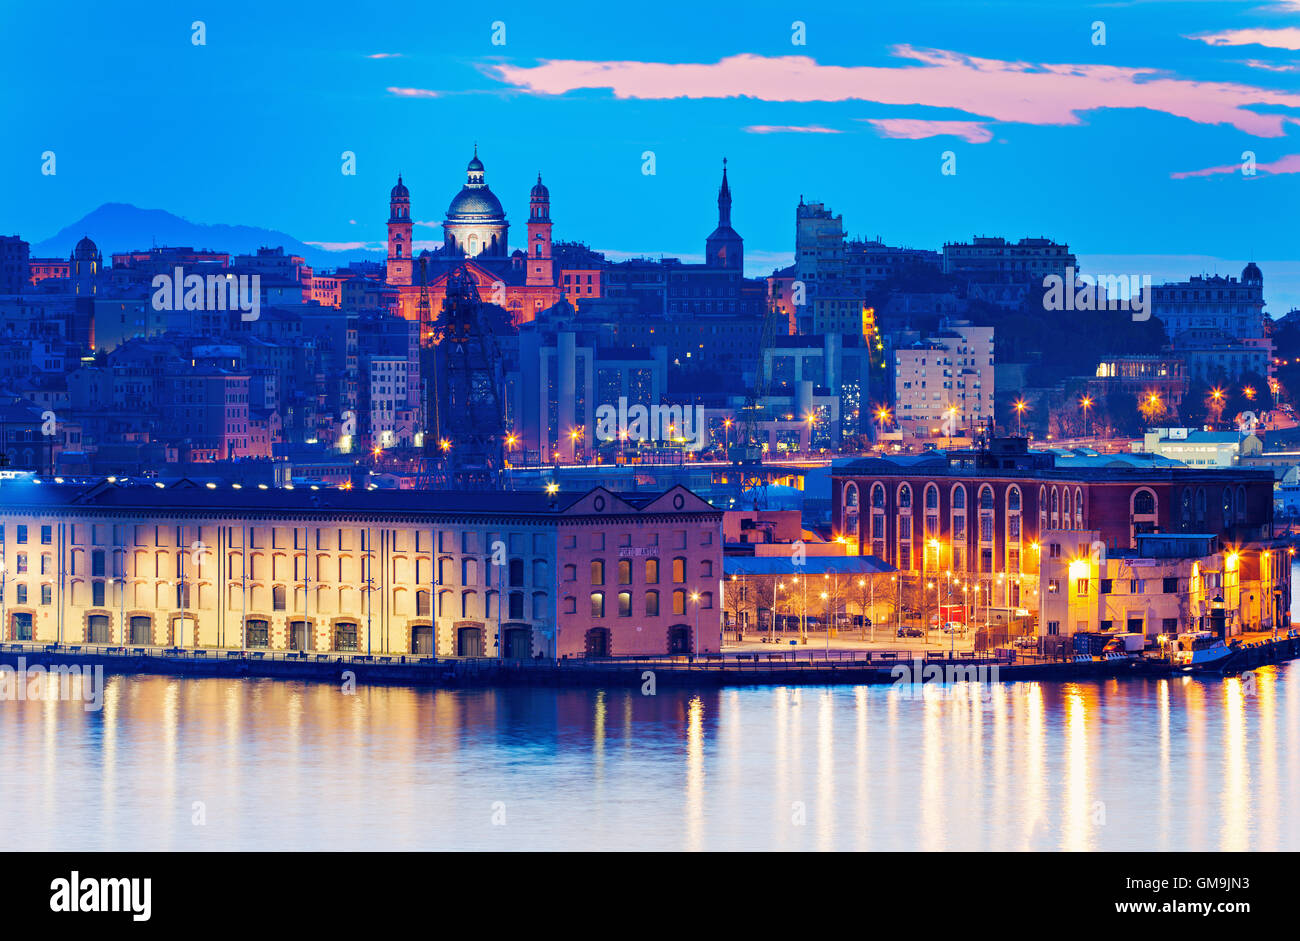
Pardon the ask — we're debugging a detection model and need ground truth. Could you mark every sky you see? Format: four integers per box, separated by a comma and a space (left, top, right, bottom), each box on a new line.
1, 0, 1298, 311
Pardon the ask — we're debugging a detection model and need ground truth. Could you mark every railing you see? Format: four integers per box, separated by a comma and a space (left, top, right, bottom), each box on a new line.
0, 642, 444, 668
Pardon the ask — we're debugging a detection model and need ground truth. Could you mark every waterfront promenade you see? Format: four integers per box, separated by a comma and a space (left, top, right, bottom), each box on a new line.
2, 630, 1297, 688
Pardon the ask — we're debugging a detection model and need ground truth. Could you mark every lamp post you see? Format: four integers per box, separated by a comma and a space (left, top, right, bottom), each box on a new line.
1079, 396, 1092, 438
1014, 399, 1028, 437
690, 591, 701, 659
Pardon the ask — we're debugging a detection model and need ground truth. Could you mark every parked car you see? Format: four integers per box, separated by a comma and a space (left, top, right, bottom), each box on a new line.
941, 621, 964, 633
897, 626, 923, 638
1013, 636, 1039, 649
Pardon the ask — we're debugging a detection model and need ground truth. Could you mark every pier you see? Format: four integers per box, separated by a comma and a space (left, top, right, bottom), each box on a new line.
2, 632, 1298, 689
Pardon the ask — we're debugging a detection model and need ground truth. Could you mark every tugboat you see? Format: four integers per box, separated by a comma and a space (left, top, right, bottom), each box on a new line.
1167, 631, 1235, 673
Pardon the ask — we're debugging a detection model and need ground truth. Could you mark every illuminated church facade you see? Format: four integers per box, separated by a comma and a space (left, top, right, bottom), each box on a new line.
386, 149, 573, 329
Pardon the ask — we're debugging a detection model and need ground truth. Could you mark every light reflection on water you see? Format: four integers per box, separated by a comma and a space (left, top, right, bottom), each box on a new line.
1, 663, 1298, 851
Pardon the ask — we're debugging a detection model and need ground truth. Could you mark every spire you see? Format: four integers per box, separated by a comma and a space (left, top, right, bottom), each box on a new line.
717, 158, 732, 227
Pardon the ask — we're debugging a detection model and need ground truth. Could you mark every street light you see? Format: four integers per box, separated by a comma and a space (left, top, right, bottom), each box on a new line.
1079, 396, 1093, 438
1014, 399, 1028, 436
690, 591, 701, 659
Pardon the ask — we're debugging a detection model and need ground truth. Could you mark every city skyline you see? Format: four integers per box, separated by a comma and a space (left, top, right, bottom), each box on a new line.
3, 1, 1299, 311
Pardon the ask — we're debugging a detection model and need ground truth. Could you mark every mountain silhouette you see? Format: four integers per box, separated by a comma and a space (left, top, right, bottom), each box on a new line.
30, 203, 381, 269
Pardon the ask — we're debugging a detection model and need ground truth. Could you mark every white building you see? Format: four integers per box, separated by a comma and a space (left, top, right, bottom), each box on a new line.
893, 320, 994, 438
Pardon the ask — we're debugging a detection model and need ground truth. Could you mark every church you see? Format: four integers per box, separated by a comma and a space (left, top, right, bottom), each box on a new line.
386, 148, 570, 329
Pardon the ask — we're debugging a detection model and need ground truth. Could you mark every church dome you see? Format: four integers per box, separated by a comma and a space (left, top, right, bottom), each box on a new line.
530, 174, 549, 199
467, 153, 484, 174
73, 236, 99, 258
447, 186, 505, 220
1243, 262, 1263, 284
390, 175, 409, 199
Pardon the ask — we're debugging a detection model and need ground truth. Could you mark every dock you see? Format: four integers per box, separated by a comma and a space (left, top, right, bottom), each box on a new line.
1, 632, 1297, 689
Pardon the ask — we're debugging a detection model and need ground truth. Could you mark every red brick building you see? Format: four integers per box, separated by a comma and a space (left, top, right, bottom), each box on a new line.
831, 437, 1275, 612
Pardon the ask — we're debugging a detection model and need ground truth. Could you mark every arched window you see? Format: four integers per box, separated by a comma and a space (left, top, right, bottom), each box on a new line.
272, 585, 286, 611
898, 483, 912, 508
844, 482, 859, 508
1074, 488, 1084, 527
952, 485, 966, 510
979, 486, 994, 510
645, 558, 659, 584
871, 483, 885, 508
925, 484, 939, 509
618, 559, 632, 585
1236, 486, 1247, 522
1134, 489, 1156, 515
1007, 486, 1020, 512
1221, 487, 1232, 520
591, 560, 604, 585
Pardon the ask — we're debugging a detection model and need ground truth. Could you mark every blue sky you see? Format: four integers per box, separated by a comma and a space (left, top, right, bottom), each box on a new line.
2, 0, 1297, 311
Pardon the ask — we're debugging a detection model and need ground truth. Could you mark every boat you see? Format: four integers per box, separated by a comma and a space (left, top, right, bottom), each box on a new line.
1168, 631, 1236, 673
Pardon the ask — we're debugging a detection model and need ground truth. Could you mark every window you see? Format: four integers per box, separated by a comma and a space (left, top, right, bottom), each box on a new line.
646, 590, 659, 616
246, 619, 270, 648
509, 592, 524, 620
1047, 621, 1060, 635
91, 550, 105, 577
1047, 579, 1060, 593
15, 525, 26, 544
645, 558, 659, 583
1162, 577, 1178, 593
509, 559, 524, 587
563, 564, 577, 582
673, 590, 686, 615
16, 585, 27, 604
92, 581, 105, 606
618, 591, 632, 617
1049, 543, 1061, 559
40, 525, 51, 545
41, 585, 52, 605
618, 560, 631, 585
1100, 579, 1112, 594
334, 622, 359, 651
273, 585, 286, 610
672, 558, 686, 583
590, 592, 605, 618
591, 560, 604, 585
1076, 578, 1089, 595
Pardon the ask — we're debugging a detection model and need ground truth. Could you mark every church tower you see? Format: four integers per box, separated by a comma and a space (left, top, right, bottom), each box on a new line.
705, 159, 743, 271
526, 174, 553, 286
387, 175, 413, 286
71, 235, 100, 296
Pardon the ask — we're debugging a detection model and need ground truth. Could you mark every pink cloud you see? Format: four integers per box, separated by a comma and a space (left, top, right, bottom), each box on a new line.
367, 53, 403, 59
1171, 152, 1300, 178
865, 118, 993, 142
743, 124, 841, 134
387, 86, 439, 98
1189, 28, 1300, 51
487, 48, 1300, 136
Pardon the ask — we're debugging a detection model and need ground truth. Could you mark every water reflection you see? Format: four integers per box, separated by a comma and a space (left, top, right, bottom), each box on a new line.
0, 664, 1296, 851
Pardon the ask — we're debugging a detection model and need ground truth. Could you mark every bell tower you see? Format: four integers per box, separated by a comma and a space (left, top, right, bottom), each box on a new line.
526, 174, 553, 287
387, 175, 413, 286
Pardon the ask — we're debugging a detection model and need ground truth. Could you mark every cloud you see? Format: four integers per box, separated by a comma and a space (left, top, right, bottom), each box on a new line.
305, 241, 384, 252
743, 124, 841, 134
1171, 152, 1300, 178
1188, 28, 1300, 51
865, 118, 993, 142
1242, 58, 1300, 72
387, 86, 440, 98
487, 48, 1300, 136
367, 53, 404, 59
